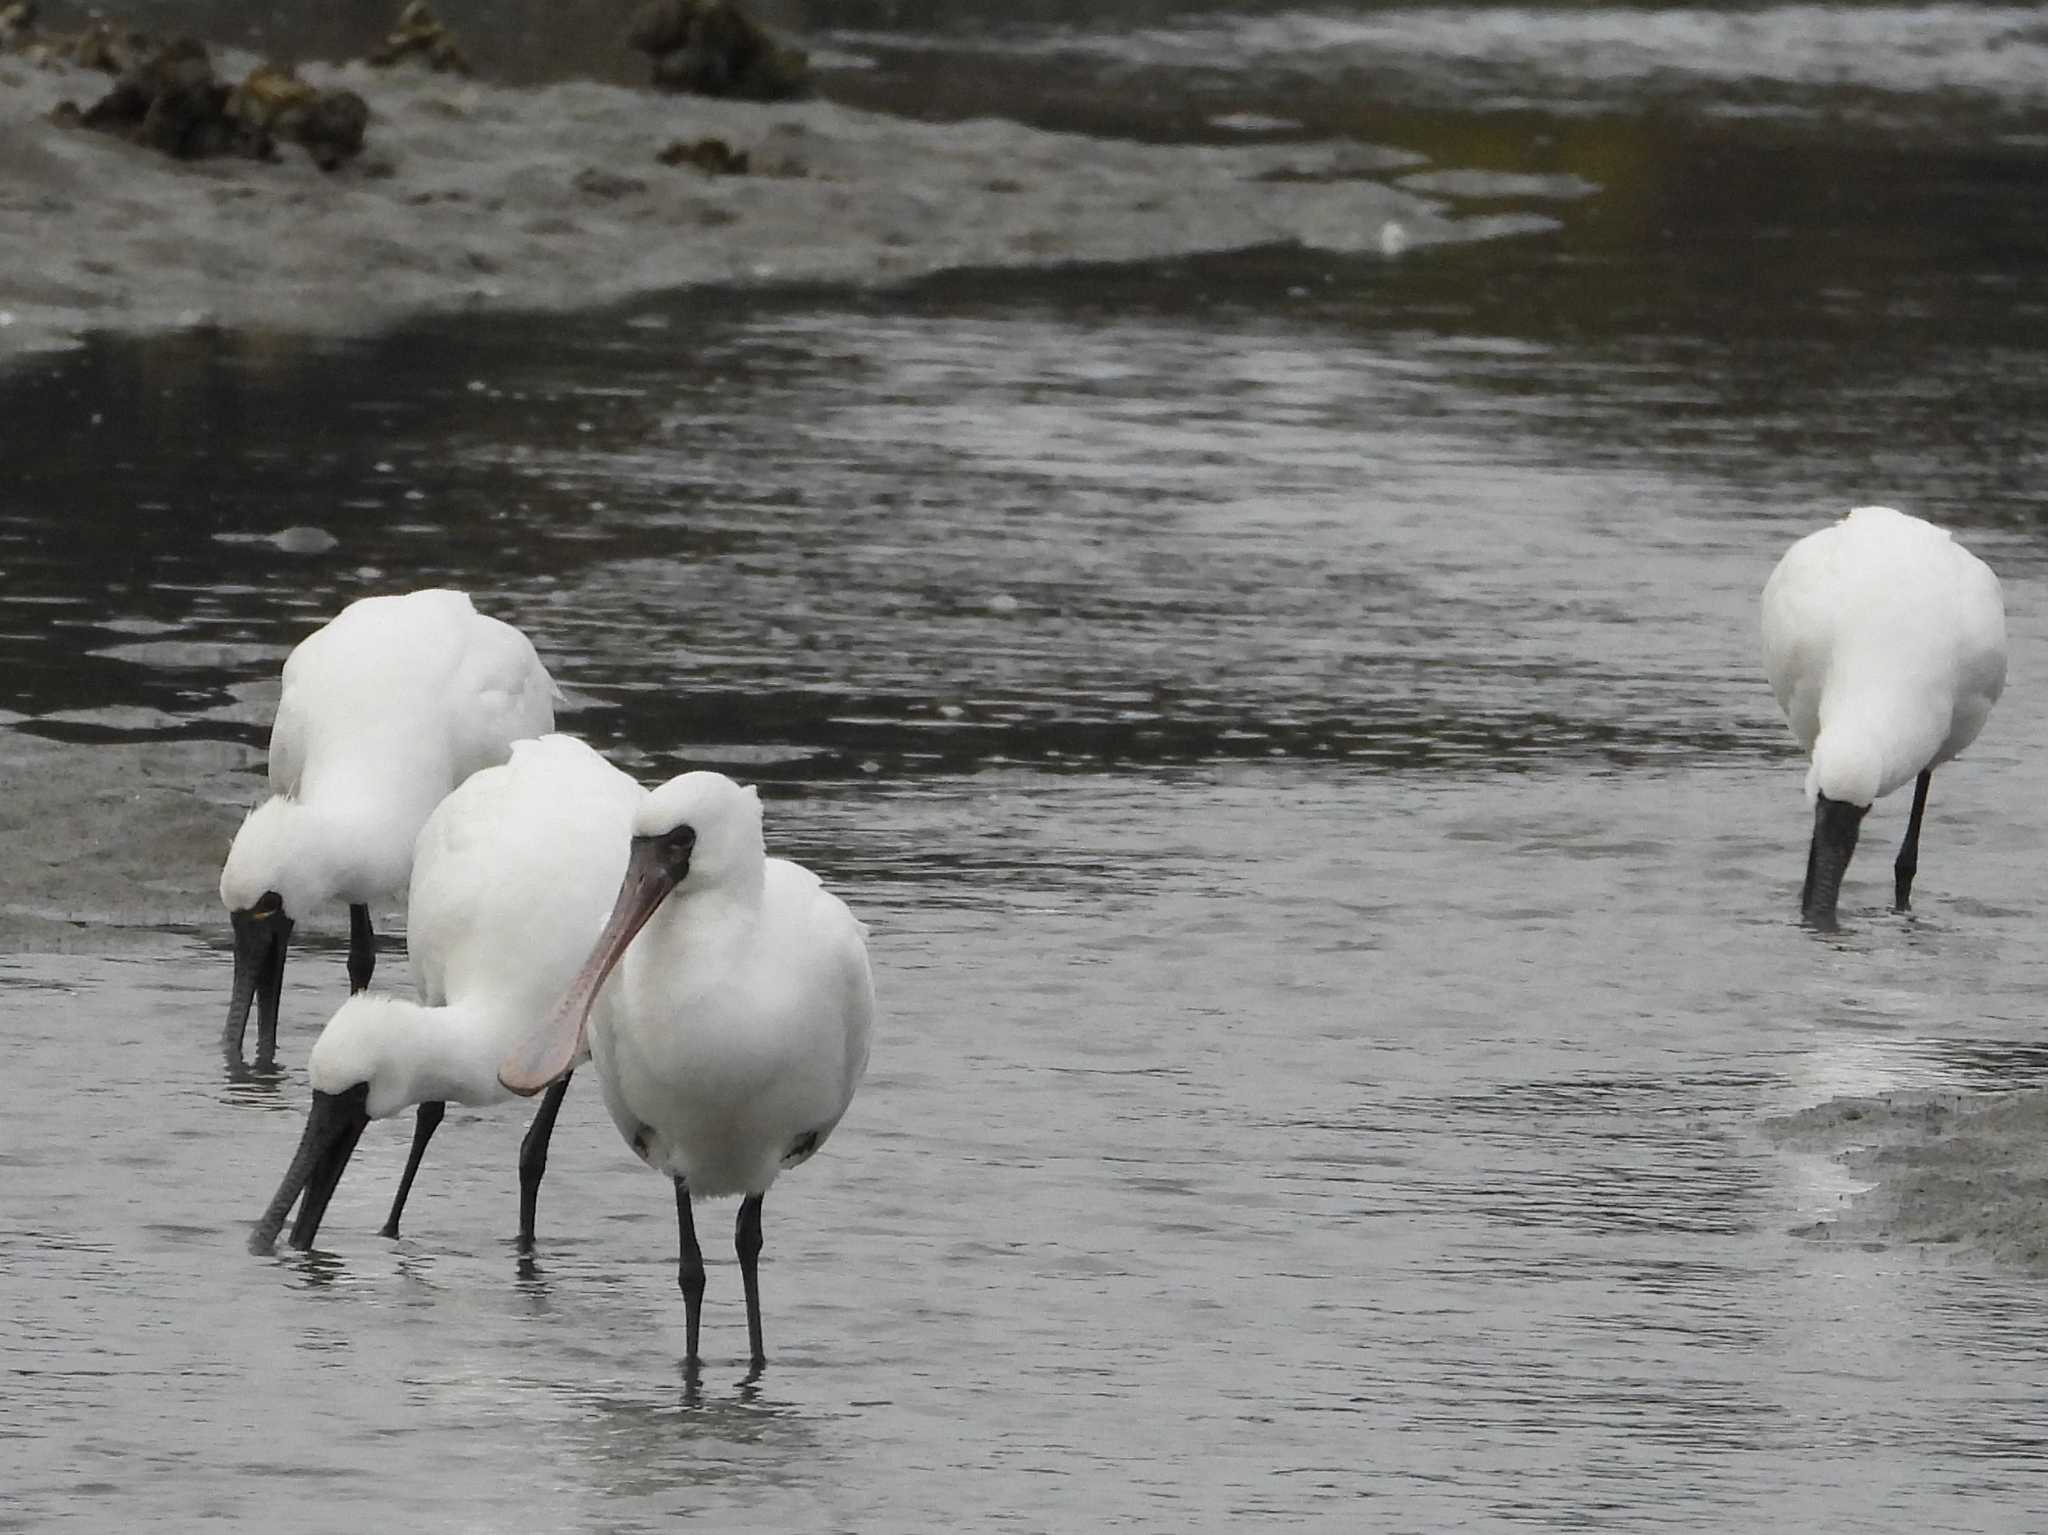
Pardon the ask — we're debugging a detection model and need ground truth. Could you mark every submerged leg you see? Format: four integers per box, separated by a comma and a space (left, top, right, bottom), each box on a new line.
517, 1072, 573, 1254
675, 1178, 706, 1364
736, 1193, 766, 1369
381, 1100, 446, 1238
348, 903, 376, 994
1894, 769, 1933, 912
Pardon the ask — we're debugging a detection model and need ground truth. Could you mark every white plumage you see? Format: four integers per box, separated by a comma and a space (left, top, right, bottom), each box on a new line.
501, 771, 874, 1368
1761, 505, 2006, 926
219, 589, 558, 1065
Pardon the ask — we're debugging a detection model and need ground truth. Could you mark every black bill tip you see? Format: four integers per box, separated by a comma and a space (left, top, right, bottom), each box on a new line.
1800, 793, 1869, 932
249, 1082, 370, 1255
224, 891, 294, 1065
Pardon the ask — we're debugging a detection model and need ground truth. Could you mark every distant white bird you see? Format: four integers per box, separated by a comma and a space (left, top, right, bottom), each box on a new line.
1761, 505, 2006, 928
250, 735, 643, 1254
501, 772, 874, 1369
220, 589, 557, 1069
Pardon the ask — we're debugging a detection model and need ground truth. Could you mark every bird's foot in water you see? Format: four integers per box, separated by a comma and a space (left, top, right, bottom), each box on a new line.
223, 1047, 286, 1084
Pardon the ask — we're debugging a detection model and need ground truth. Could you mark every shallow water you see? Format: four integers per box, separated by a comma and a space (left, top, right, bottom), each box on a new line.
10, 3, 2048, 1530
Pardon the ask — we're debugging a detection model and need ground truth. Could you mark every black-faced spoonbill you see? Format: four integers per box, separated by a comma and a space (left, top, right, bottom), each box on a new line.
249, 735, 642, 1254
500, 772, 874, 1369
1761, 505, 2007, 929
219, 588, 557, 1069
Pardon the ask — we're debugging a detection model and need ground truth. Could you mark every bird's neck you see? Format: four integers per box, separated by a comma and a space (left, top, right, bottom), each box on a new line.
283, 792, 417, 909
623, 877, 763, 991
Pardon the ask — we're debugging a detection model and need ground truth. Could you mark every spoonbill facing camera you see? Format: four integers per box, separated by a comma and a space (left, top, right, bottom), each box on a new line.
501, 771, 874, 1369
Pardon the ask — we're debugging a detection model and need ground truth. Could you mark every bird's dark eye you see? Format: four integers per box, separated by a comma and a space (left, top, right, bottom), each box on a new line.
662, 826, 697, 870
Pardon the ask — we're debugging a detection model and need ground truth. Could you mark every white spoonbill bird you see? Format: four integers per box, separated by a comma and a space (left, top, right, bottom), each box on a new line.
500, 772, 874, 1369
220, 588, 557, 1069
250, 735, 644, 1255
1761, 505, 2006, 929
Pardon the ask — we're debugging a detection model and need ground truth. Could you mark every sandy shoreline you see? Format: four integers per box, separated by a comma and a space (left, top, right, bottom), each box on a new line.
1767, 1089, 2048, 1277
0, 730, 256, 953
0, 48, 1559, 360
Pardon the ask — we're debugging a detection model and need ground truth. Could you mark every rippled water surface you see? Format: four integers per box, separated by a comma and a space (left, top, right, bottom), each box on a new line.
10, 3, 2048, 1530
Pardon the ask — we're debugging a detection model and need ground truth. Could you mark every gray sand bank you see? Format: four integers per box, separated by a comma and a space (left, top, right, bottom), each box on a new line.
1767, 1091, 2048, 1277
0, 731, 254, 953
0, 49, 1556, 359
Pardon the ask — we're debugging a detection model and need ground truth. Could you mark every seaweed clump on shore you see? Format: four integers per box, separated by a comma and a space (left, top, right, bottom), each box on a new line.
626, 0, 810, 101
0, 1, 37, 50
657, 135, 748, 175
50, 37, 370, 171
229, 64, 373, 171
366, 1, 471, 76
3, 3, 154, 73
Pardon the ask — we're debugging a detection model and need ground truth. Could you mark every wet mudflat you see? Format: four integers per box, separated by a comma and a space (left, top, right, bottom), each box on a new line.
8, 3, 2048, 1530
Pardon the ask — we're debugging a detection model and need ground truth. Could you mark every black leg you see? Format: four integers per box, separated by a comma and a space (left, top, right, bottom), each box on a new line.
675, 1178, 705, 1364
348, 903, 376, 994
380, 1100, 446, 1238
517, 1072, 573, 1254
736, 1193, 765, 1369
1894, 769, 1932, 912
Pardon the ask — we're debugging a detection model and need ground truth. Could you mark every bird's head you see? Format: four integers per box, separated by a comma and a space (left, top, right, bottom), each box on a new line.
1806, 735, 1881, 810
636, 771, 763, 891
498, 772, 762, 1097
220, 796, 331, 918
247, 994, 421, 1254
